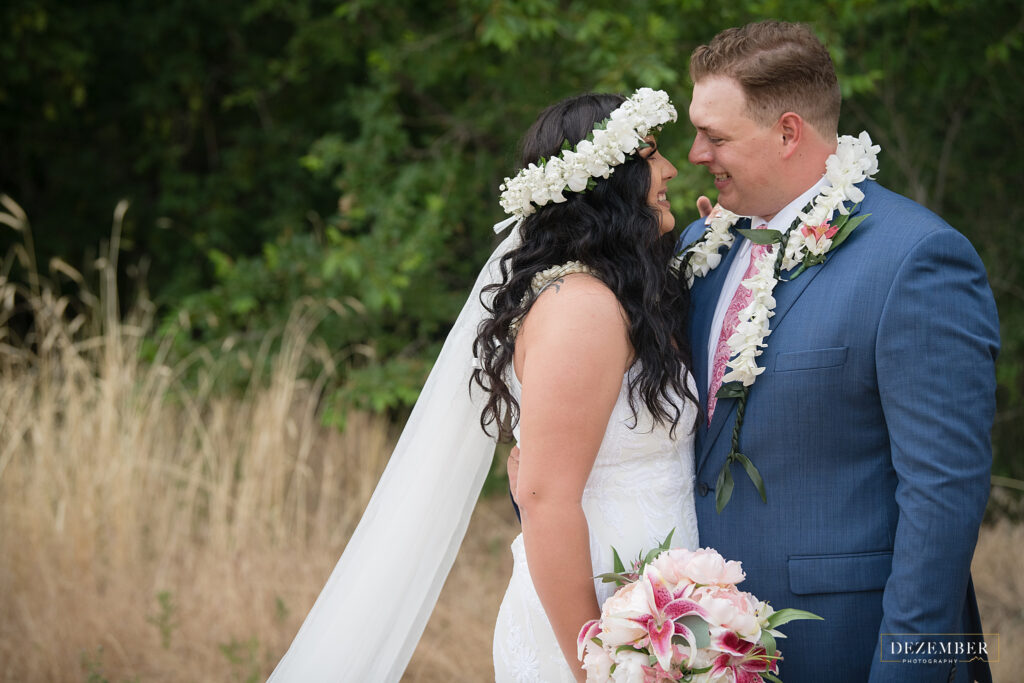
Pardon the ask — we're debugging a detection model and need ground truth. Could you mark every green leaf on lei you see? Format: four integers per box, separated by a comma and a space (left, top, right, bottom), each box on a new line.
715, 462, 734, 513
803, 252, 827, 268
733, 451, 767, 503
736, 227, 784, 244
715, 381, 746, 399
829, 211, 870, 251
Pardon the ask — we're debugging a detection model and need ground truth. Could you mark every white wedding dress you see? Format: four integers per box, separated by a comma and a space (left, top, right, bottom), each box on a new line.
265, 226, 700, 683
493, 367, 699, 682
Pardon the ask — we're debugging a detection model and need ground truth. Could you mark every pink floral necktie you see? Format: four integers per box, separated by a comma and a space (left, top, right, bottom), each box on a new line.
707, 225, 771, 425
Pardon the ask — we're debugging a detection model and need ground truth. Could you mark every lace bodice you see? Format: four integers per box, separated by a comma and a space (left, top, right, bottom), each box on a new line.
509, 369, 698, 598
494, 366, 698, 682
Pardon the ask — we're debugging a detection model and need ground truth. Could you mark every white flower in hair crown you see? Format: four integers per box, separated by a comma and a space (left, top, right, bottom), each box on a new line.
498, 88, 678, 220
674, 131, 881, 513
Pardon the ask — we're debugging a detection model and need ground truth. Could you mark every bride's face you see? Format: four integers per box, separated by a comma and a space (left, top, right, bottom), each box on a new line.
639, 137, 678, 234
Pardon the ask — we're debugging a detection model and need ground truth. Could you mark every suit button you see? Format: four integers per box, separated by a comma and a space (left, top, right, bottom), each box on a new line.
698, 482, 710, 497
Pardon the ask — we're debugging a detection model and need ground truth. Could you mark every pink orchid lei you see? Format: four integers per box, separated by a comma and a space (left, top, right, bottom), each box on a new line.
672, 132, 880, 512
577, 532, 821, 682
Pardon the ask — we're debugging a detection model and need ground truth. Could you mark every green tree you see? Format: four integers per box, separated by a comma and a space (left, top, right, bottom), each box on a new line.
2, 0, 1021, 488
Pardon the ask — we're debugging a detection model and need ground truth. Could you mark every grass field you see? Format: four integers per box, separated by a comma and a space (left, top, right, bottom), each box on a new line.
1, 328, 1019, 681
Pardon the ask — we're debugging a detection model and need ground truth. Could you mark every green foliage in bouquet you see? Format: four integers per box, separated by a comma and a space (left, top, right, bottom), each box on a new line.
597, 529, 677, 587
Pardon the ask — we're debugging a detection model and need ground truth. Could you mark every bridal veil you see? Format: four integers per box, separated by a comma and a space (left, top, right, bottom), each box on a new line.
267, 219, 520, 682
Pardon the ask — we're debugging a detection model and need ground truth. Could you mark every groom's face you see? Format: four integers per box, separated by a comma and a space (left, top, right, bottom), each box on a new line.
687, 76, 790, 221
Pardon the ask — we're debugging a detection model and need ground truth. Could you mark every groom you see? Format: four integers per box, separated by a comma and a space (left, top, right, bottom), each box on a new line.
680, 21, 998, 683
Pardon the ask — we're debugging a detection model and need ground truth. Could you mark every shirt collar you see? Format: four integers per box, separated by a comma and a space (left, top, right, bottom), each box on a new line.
751, 174, 830, 232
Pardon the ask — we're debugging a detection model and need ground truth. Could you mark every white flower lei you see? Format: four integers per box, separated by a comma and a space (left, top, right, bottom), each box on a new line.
507, 261, 596, 337
679, 131, 881, 389
499, 88, 678, 219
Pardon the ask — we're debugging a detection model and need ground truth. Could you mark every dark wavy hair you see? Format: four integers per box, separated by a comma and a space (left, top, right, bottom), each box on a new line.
471, 92, 699, 441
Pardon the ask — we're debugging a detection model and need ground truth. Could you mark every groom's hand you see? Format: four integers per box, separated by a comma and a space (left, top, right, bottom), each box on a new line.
507, 445, 520, 504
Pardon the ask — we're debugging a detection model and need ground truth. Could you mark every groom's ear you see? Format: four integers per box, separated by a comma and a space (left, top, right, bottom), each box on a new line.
776, 112, 804, 160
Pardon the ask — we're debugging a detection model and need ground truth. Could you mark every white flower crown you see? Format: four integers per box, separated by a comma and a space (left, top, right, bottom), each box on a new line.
498, 88, 678, 219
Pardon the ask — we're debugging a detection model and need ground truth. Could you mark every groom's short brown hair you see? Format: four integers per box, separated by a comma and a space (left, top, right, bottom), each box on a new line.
690, 21, 841, 137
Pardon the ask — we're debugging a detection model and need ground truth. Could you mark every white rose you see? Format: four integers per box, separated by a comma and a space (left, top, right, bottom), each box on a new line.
582, 646, 615, 682
610, 651, 647, 683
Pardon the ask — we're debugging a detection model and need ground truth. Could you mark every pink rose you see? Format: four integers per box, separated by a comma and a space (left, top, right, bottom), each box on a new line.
656, 548, 745, 587
598, 581, 649, 647
696, 586, 761, 640
650, 548, 697, 587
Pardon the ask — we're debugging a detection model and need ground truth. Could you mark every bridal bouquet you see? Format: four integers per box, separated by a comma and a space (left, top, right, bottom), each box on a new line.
577, 533, 820, 683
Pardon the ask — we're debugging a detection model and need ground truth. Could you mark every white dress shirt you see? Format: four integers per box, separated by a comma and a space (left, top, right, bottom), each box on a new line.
705, 175, 831, 391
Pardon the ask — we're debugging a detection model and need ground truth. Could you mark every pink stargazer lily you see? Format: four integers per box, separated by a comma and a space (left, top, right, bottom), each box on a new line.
577, 618, 602, 660
801, 221, 839, 243
632, 566, 709, 671
709, 630, 779, 683
641, 662, 687, 682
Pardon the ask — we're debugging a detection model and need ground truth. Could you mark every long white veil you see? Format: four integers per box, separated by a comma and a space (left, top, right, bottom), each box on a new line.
268, 218, 521, 682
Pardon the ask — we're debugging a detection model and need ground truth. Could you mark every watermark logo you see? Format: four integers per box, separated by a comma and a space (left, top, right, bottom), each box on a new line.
880, 633, 999, 664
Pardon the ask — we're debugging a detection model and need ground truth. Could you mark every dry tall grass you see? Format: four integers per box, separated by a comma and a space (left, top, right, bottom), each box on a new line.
0, 196, 518, 682
0, 290, 393, 678
0, 196, 1019, 682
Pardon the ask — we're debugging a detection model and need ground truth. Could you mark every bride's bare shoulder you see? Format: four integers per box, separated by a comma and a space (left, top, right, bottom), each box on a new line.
517, 272, 629, 363
531, 271, 624, 323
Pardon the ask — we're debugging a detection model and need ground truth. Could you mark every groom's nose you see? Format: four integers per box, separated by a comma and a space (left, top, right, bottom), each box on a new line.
688, 135, 710, 166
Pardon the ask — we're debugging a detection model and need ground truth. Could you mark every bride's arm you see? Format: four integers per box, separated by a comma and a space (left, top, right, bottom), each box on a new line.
514, 274, 631, 681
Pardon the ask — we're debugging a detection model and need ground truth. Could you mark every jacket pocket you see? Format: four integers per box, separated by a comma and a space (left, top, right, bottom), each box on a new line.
788, 550, 892, 595
774, 346, 848, 372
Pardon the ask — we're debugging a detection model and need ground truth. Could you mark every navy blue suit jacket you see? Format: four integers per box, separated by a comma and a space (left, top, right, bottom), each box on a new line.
680, 180, 998, 682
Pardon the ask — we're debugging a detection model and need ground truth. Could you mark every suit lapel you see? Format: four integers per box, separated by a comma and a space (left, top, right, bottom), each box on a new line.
767, 248, 829, 335
698, 389, 738, 474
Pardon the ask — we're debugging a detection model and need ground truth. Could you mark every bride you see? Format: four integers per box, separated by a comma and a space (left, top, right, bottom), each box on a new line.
268, 89, 702, 682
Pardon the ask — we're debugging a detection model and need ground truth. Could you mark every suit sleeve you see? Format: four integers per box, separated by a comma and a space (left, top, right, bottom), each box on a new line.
869, 228, 999, 681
